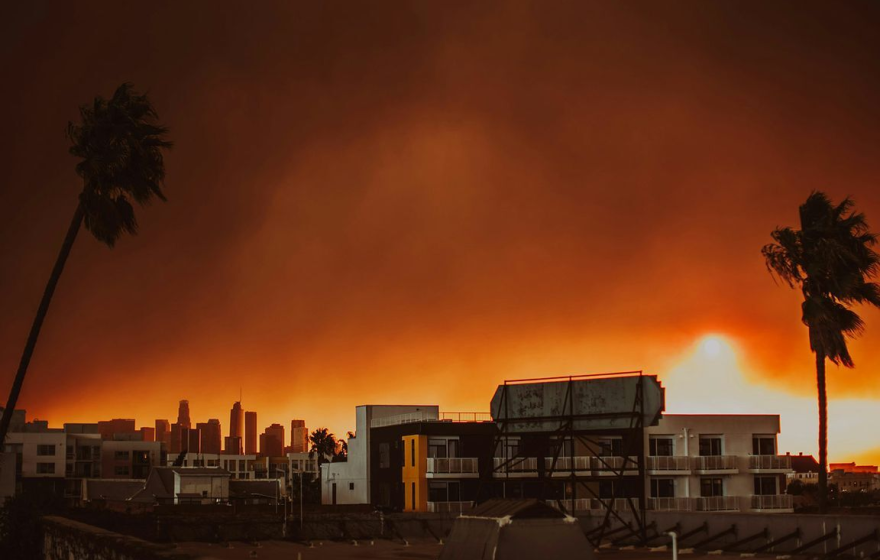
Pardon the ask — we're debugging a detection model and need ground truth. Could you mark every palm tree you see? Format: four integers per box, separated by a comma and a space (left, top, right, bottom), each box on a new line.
309, 428, 338, 465
0, 84, 171, 446
762, 191, 880, 512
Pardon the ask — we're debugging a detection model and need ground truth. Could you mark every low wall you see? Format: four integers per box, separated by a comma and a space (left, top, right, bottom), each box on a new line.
582, 510, 880, 557
41, 516, 198, 560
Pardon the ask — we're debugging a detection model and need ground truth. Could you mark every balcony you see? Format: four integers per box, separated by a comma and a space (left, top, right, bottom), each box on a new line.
426, 457, 479, 476
750, 494, 793, 510
648, 497, 693, 511
694, 455, 738, 472
427, 501, 474, 514
545, 456, 592, 472
493, 457, 538, 474
749, 455, 791, 471
546, 498, 593, 512
696, 496, 739, 511
647, 456, 691, 473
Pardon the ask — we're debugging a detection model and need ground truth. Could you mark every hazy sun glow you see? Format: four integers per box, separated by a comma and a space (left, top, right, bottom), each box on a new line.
662, 334, 880, 464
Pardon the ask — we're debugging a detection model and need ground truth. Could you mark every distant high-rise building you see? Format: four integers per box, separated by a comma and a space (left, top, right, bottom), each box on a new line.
177, 400, 191, 429
198, 419, 222, 454
187, 427, 201, 454
245, 411, 258, 455
170, 423, 190, 454
229, 401, 244, 442
155, 419, 171, 447
224, 436, 243, 455
98, 419, 136, 440
290, 420, 309, 453
260, 423, 285, 457
140, 427, 156, 442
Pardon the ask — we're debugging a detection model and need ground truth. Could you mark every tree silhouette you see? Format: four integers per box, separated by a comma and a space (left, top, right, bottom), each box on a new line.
762, 191, 880, 512
308, 428, 338, 465
0, 84, 171, 446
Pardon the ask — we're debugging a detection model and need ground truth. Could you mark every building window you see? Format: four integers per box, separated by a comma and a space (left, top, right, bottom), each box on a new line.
36, 444, 56, 456
650, 478, 675, 498
428, 481, 461, 503
411, 439, 415, 467
649, 437, 673, 456
349, 482, 354, 491
379, 443, 390, 469
428, 438, 459, 459
495, 437, 520, 458
754, 476, 777, 495
700, 477, 723, 497
599, 480, 616, 499
411, 482, 415, 510
598, 437, 623, 457
698, 436, 722, 456
36, 462, 56, 474
114, 466, 130, 476
752, 435, 776, 455
114, 450, 130, 460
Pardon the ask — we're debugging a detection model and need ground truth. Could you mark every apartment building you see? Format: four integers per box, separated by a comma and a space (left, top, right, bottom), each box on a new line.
101, 441, 163, 479
321, 405, 794, 514
167, 452, 257, 479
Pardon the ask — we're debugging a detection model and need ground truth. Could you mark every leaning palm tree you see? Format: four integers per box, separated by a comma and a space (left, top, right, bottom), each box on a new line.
762, 191, 880, 512
0, 84, 171, 446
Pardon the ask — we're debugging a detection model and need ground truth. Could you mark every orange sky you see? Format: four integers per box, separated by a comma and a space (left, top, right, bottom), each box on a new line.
1, 2, 880, 463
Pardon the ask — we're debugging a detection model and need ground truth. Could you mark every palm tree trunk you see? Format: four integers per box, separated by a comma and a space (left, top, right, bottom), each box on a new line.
816, 349, 828, 514
0, 205, 84, 446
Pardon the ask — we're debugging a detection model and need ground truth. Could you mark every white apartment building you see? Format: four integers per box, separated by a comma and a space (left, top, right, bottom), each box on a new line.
321, 405, 439, 505
644, 414, 793, 513
5, 429, 67, 479
166, 453, 257, 479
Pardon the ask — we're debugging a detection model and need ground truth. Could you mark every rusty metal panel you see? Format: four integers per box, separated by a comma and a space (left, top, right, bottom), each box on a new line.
490, 375, 664, 432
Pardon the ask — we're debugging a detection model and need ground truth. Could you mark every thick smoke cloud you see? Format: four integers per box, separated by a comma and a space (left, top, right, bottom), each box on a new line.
1, 2, 879, 456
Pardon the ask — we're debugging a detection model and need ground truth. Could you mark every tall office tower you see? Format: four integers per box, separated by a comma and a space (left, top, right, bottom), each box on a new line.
290, 419, 309, 453
155, 419, 171, 446
187, 427, 201, 454
259, 423, 285, 457
198, 419, 222, 454
245, 411, 257, 455
177, 400, 191, 429
224, 436, 242, 455
229, 401, 244, 442
140, 427, 156, 442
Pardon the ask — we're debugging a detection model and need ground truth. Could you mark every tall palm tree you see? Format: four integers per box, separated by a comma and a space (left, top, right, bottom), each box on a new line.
309, 428, 338, 465
762, 191, 880, 512
0, 84, 171, 446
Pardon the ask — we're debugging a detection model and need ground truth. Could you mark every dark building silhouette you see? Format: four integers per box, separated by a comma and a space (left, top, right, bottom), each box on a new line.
224, 436, 243, 455
98, 419, 136, 440
177, 400, 191, 429
155, 419, 170, 447
170, 423, 190, 454
198, 419, 222, 454
290, 419, 308, 453
260, 423, 285, 457
245, 411, 257, 455
187, 427, 201, 454
229, 401, 244, 445
140, 427, 155, 442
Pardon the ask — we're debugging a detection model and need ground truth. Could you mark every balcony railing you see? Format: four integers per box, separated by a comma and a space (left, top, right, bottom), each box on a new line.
546, 498, 593, 512
696, 496, 739, 511
427, 457, 479, 474
439, 412, 492, 423
647, 456, 691, 471
493, 457, 538, 473
751, 494, 793, 510
427, 501, 474, 513
695, 455, 738, 471
749, 455, 791, 470
545, 456, 592, 471
648, 497, 693, 511
370, 411, 438, 428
